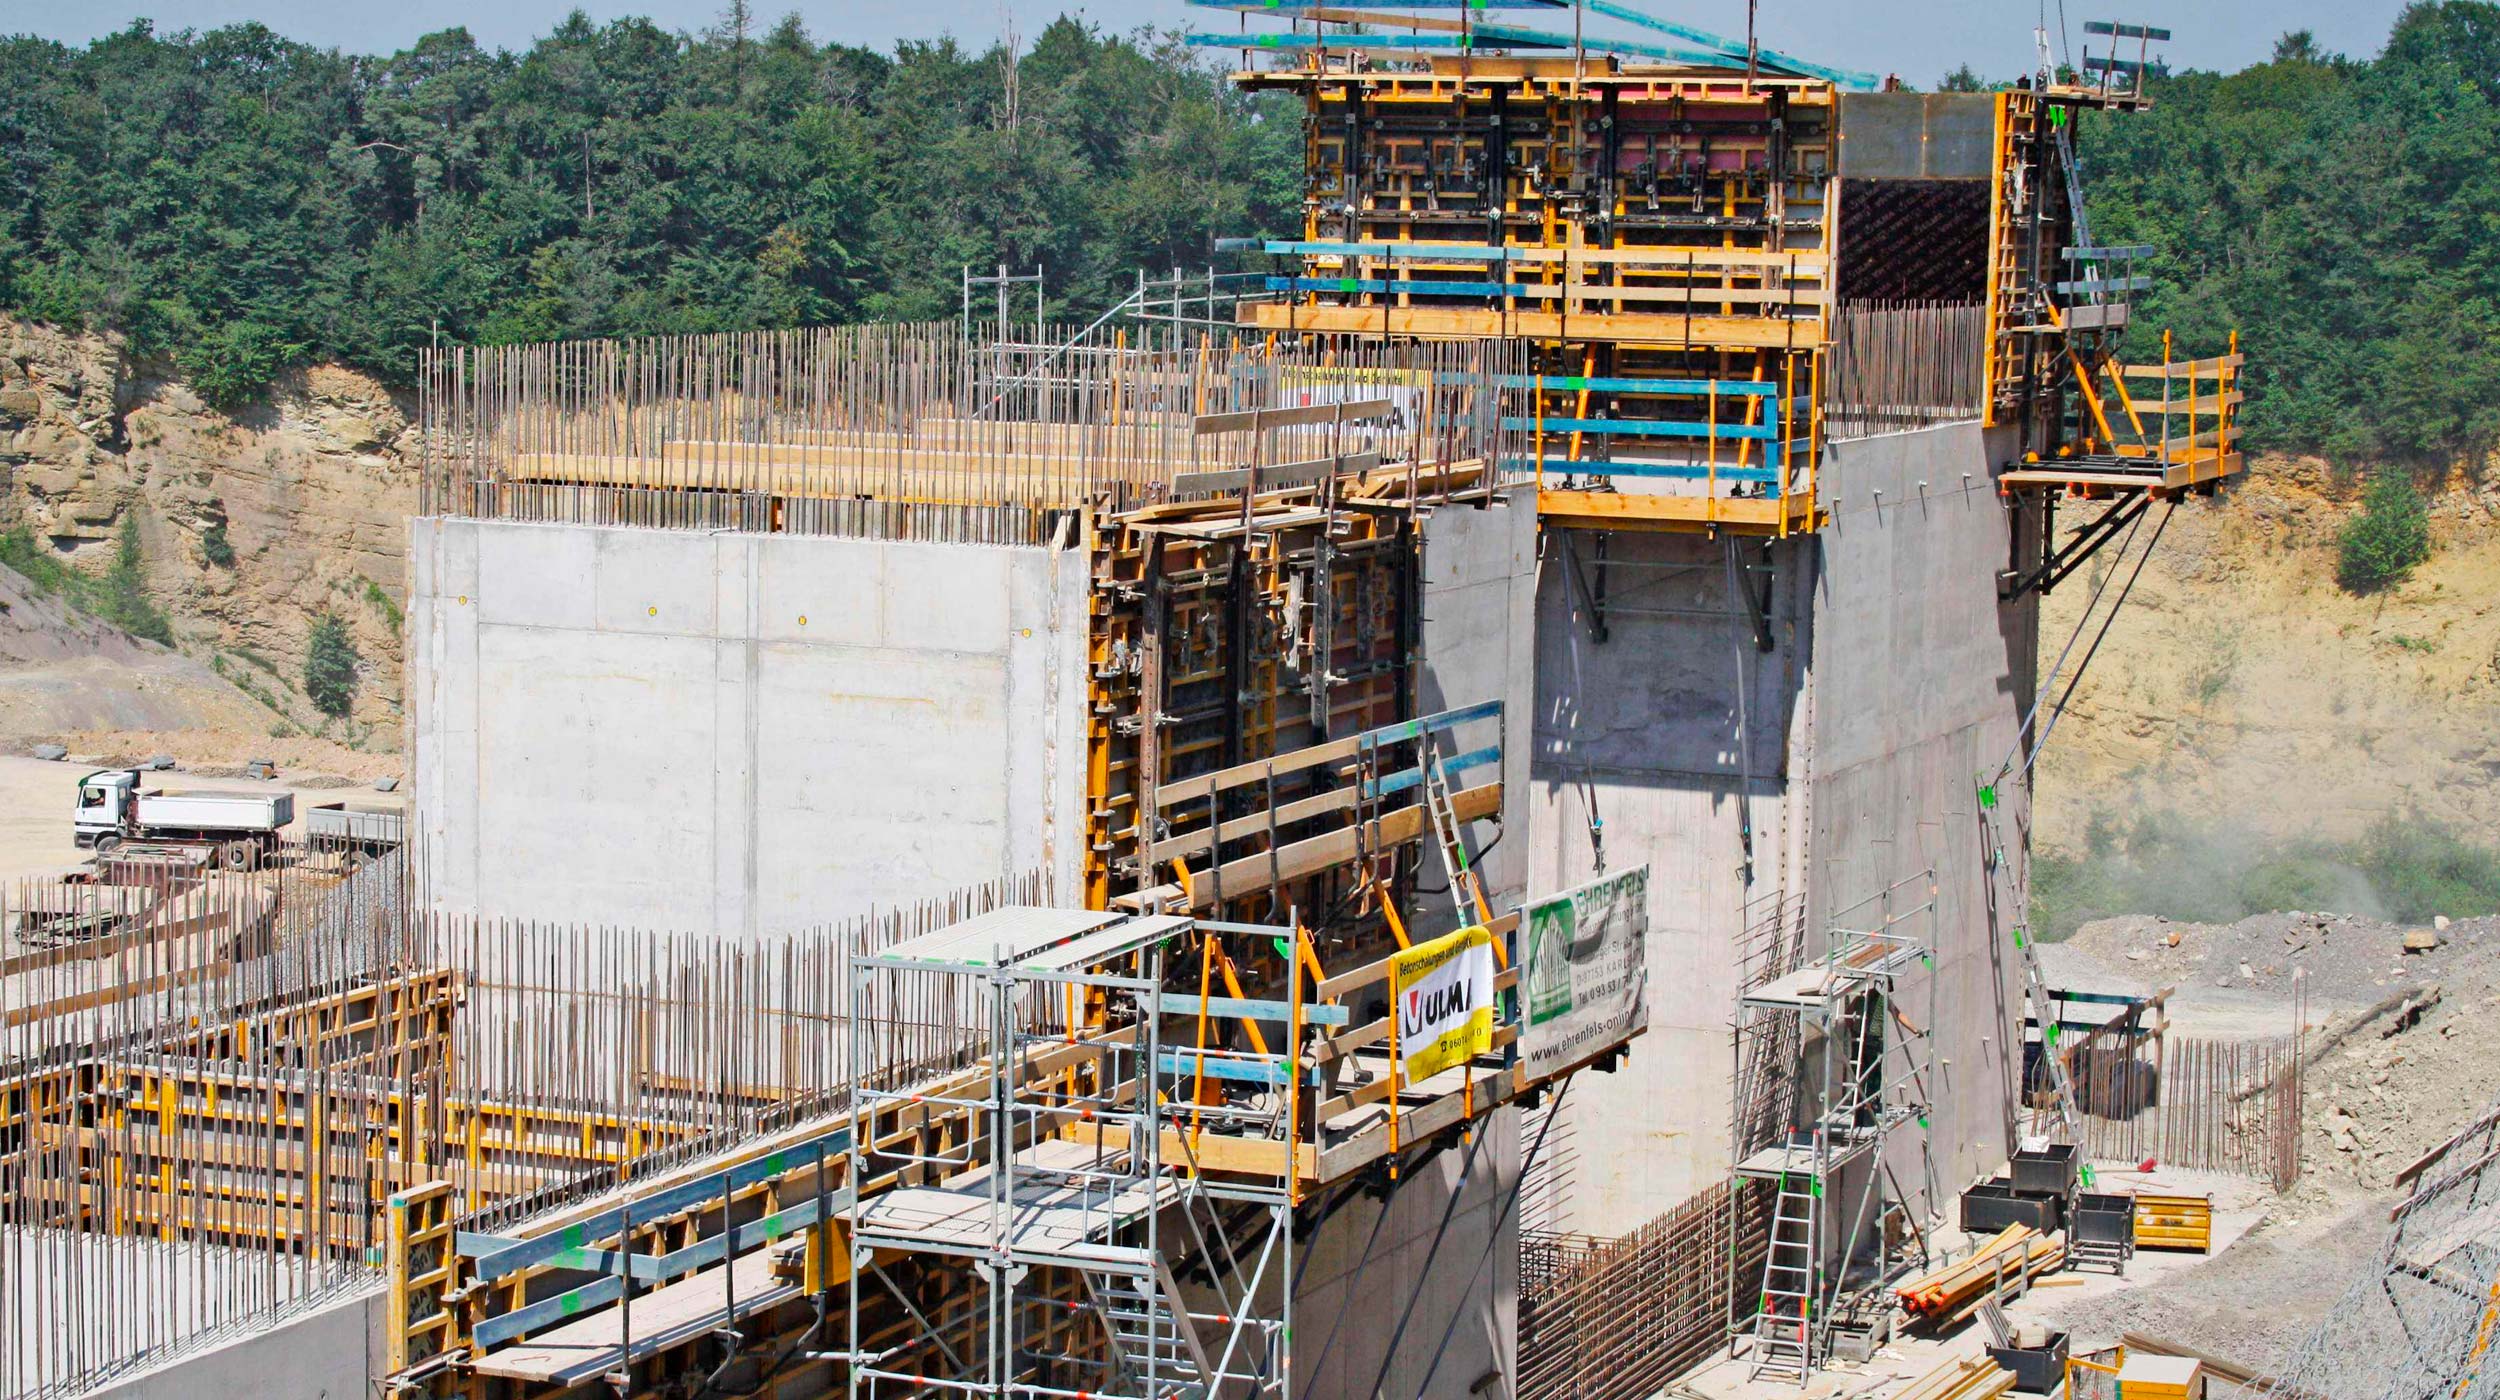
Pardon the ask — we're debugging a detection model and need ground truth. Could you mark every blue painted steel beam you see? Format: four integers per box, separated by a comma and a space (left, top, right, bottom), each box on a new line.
1504, 415, 1782, 442
1504, 456, 1781, 484
1185, 27, 1722, 63
1266, 275, 1537, 298
1159, 1048, 1295, 1087
472, 1129, 847, 1285
1267, 239, 1520, 262
1364, 744, 1504, 798
1357, 699, 1504, 750
474, 1194, 839, 1348
1188, 0, 1568, 10
1155, 993, 1352, 1025
1580, 0, 1876, 87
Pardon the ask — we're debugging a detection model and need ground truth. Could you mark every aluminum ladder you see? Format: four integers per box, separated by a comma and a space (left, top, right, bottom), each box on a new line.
1419, 737, 1490, 925
1749, 1168, 1819, 1383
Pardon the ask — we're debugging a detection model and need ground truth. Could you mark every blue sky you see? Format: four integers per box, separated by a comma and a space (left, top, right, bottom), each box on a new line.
16, 0, 2411, 86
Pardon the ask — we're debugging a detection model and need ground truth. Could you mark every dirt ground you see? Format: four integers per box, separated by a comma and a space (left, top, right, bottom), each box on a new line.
1674, 1168, 2296, 1399
0, 753, 404, 884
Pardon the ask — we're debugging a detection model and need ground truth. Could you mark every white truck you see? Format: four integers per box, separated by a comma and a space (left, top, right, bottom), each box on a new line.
73, 768, 293, 869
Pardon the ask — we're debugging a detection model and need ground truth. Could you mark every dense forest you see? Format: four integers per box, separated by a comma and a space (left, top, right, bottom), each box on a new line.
0, 13, 1299, 400
1, 2, 2496, 469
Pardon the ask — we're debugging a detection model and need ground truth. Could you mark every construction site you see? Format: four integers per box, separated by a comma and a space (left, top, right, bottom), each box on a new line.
9, 4, 2494, 1399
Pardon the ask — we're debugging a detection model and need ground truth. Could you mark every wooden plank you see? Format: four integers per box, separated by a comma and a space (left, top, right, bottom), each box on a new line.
2116, 353, 2245, 378
1183, 782, 1501, 910
1148, 786, 1360, 864
1171, 448, 1381, 496
1194, 399, 1395, 435
1535, 488, 1818, 535
1156, 735, 1364, 810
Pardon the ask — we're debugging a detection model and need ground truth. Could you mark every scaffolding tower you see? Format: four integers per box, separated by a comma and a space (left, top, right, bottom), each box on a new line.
1730, 873, 1939, 1384
844, 907, 1297, 1400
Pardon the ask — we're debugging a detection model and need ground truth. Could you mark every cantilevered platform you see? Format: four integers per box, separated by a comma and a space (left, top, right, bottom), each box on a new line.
1537, 487, 1822, 536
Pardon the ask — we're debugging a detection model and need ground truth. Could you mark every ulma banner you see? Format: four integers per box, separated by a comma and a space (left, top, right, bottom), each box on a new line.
1391, 924, 1497, 1086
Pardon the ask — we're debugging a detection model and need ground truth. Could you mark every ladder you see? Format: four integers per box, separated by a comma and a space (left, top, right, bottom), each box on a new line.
1750, 1169, 1819, 1383
1419, 737, 1490, 925
1978, 788, 2083, 1138
1082, 1253, 1215, 1400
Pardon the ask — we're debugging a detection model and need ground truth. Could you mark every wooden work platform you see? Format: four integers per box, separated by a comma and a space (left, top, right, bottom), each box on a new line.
1537, 487, 1821, 535
472, 1248, 796, 1385
1998, 451, 2241, 496
1239, 300, 1822, 352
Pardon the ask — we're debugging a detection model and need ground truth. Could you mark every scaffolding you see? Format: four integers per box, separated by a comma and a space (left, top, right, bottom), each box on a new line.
1729, 872, 1938, 1384
844, 906, 1295, 1400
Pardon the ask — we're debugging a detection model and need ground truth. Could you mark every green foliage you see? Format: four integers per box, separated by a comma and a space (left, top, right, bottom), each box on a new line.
2358, 813, 2500, 921
2338, 470, 2433, 592
2033, 806, 2500, 939
0, 16, 1299, 394
0, 528, 72, 594
2079, 4, 2500, 466
1937, 64, 1987, 92
98, 515, 174, 644
360, 576, 403, 631
200, 517, 235, 568
180, 322, 303, 411
2, 520, 172, 642
303, 613, 360, 718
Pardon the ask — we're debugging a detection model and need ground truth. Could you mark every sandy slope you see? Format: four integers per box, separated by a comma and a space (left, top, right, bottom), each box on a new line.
2036, 455, 2500, 848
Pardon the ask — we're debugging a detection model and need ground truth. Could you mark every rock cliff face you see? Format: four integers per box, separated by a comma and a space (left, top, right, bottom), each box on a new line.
2038, 454, 2500, 847
0, 315, 414, 740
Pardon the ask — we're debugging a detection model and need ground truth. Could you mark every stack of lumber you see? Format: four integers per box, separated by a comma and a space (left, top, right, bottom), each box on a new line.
1895, 1225, 2066, 1319
1894, 1356, 2018, 1400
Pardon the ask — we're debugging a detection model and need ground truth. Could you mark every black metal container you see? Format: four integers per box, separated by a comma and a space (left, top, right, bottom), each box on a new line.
2072, 1191, 2135, 1247
2010, 1142, 2079, 1199
1960, 1178, 2064, 1235
1987, 1330, 2071, 1393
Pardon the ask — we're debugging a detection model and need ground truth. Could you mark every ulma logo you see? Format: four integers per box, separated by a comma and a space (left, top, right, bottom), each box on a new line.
1405, 980, 1473, 1033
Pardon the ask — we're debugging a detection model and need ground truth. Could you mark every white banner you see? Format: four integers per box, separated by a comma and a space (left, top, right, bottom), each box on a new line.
1393, 924, 1497, 1086
1519, 865, 1651, 1080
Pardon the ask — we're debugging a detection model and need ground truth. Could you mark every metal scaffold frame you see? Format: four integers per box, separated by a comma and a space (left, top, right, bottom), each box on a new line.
1729, 871, 1938, 1385
842, 908, 1297, 1400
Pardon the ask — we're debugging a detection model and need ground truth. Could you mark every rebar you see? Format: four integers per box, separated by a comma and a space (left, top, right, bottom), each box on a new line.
0, 843, 1042, 1399
417, 323, 1523, 546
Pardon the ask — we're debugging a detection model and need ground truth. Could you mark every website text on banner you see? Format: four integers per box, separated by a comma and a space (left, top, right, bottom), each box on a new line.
1392, 924, 1497, 1085
1521, 865, 1651, 1080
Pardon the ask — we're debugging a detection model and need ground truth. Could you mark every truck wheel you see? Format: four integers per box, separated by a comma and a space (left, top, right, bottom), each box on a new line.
94, 834, 123, 855
219, 840, 254, 871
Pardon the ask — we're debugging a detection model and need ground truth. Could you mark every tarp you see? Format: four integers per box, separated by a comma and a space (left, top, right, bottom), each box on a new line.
1520, 865, 1650, 1079
1392, 924, 1496, 1085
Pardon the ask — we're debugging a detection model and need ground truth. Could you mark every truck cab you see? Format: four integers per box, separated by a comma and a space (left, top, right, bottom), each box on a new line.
73, 769, 138, 848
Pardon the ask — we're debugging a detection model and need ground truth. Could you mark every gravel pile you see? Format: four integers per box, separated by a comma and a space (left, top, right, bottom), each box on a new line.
2062, 909, 2500, 1007
2053, 908, 2500, 1193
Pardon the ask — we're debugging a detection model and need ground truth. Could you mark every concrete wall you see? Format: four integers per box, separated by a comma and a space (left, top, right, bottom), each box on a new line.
1807, 421, 2037, 1213
1524, 528, 1813, 1233
1523, 421, 2040, 1237
1293, 1106, 1522, 1400
409, 518, 1088, 934
88, 1288, 383, 1400
1415, 486, 1541, 942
